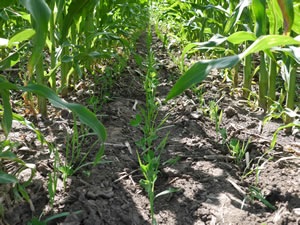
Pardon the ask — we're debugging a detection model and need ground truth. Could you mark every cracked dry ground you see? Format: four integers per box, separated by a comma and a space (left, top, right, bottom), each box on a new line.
2, 31, 300, 225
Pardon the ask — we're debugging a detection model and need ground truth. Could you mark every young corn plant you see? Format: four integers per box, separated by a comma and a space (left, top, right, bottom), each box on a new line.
165, 0, 300, 125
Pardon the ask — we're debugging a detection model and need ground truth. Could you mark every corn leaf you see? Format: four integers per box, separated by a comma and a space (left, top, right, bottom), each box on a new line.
20, 0, 51, 75
8, 29, 36, 48
267, 0, 283, 34
277, 0, 294, 35
272, 46, 300, 63
0, 51, 21, 70
241, 35, 300, 58
0, 78, 106, 143
253, 0, 267, 37
60, 0, 91, 44
167, 35, 300, 101
292, 6, 300, 34
0, 87, 12, 137
227, 31, 257, 44
224, 0, 251, 34
166, 55, 240, 100
19, 84, 106, 143
0, 172, 18, 184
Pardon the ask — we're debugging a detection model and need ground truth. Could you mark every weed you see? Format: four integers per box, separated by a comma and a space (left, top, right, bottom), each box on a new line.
227, 138, 251, 165
27, 211, 82, 225
209, 101, 223, 133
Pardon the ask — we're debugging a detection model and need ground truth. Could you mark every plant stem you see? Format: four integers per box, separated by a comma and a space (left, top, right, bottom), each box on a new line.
259, 51, 268, 111
268, 57, 277, 108
49, 0, 56, 90
285, 59, 297, 124
36, 56, 47, 117
243, 43, 252, 98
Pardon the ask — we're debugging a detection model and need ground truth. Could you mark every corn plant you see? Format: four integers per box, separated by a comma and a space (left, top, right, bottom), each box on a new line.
165, 0, 300, 123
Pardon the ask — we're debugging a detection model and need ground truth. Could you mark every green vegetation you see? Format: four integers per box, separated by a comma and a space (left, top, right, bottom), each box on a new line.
0, 0, 299, 223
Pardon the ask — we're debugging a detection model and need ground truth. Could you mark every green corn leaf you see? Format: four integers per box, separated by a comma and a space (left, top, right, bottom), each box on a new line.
0, 50, 21, 70
240, 35, 300, 58
60, 0, 91, 44
253, 0, 267, 37
267, 0, 283, 34
20, 0, 51, 75
0, 88, 12, 137
166, 55, 240, 100
19, 84, 106, 143
0, 151, 18, 161
181, 35, 227, 68
292, 6, 300, 34
272, 46, 300, 63
224, 0, 251, 34
277, 0, 294, 35
44, 211, 82, 223
8, 29, 36, 48
0, 172, 18, 184
167, 35, 300, 101
0, 78, 106, 143
17, 183, 30, 201
227, 31, 257, 44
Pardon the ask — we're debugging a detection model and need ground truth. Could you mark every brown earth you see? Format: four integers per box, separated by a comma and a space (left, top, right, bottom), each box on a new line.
1, 30, 300, 225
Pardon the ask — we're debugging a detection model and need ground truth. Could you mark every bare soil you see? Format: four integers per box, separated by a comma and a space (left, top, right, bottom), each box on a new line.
1, 30, 300, 225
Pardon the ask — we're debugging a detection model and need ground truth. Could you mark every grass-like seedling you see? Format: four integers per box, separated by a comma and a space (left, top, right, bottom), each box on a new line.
227, 138, 251, 165
209, 101, 223, 133
248, 186, 276, 211
27, 211, 82, 225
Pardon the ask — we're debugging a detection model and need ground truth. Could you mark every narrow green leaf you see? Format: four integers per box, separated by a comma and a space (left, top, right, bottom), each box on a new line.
18, 84, 106, 142
227, 31, 257, 44
20, 0, 51, 74
253, 0, 267, 37
0, 172, 18, 184
8, 29, 36, 48
272, 46, 300, 63
0, 51, 20, 70
224, 0, 251, 34
241, 35, 300, 58
44, 211, 82, 223
270, 122, 300, 149
60, 0, 91, 44
166, 55, 240, 100
0, 151, 18, 160
292, 6, 300, 34
0, 87, 12, 136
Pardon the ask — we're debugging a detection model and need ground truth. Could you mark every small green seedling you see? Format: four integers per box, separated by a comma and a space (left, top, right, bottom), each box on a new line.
209, 101, 223, 132
227, 138, 251, 165
27, 211, 82, 225
249, 186, 276, 211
